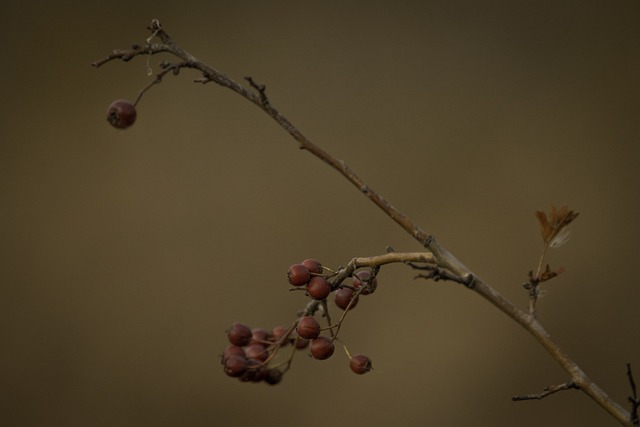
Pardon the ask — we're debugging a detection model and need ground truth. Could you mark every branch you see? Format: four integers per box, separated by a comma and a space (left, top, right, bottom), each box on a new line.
93, 20, 633, 426
512, 381, 579, 401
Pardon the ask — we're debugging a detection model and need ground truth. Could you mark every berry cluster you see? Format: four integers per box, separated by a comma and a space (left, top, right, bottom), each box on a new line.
221, 258, 376, 384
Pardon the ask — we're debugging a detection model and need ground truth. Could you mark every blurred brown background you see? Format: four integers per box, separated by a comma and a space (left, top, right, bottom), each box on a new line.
2, 1, 639, 426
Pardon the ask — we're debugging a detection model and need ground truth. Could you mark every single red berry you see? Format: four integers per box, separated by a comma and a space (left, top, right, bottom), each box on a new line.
306, 276, 332, 300
288, 264, 311, 286
349, 354, 373, 374
310, 336, 335, 360
352, 270, 378, 295
334, 287, 359, 310
228, 322, 252, 346
301, 258, 323, 274
223, 355, 248, 378
107, 99, 137, 129
296, 316, 321, 340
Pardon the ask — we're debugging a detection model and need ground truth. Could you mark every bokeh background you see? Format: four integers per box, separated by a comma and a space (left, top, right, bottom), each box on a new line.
2, 1, 639, 426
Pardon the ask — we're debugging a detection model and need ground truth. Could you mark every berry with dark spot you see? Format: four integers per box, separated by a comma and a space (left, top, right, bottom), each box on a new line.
349, 354, 373, 374
107, 99, 137, 129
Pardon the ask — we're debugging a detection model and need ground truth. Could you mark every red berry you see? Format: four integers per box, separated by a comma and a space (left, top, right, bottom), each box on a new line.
250, 328, 269, 345
296, 316, 321, 339
222, 345, 245, 362
244, 343, 269, 361
301, 258, 323, 274
271, 325, 289, 346
294, 336, 310, 350
349, 354, 373, 374
107, 99, 137, 129
223, 355, 248, 378
309, 336, 335, 360
228, 322, 252, 346
306, 276, 332, 300
288, 264, 311, 286
352, 270, 378, 295
334, 287, 359, 310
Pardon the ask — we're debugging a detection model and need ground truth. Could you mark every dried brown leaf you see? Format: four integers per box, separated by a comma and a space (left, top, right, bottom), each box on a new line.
535, 205, 579, 246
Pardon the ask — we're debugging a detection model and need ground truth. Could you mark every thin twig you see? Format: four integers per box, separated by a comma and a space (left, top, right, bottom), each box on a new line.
512, 381, 579, 401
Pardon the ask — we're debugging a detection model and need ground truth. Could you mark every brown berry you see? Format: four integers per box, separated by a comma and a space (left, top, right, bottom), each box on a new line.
349, 354, 373, 374
107, 99, 137, 129
310, 336, 335, 360
296, 316, 320, 339
228, 322, 252, 346
334, 287, 359, 310
352, 270, 378, 295
288, 264, 311, 286
301, 258, 323, 274
306, 276, 332, 300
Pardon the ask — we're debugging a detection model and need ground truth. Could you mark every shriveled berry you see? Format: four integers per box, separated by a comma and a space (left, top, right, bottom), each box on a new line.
352, 270, 378, 295
228, 322, 252, 346
349, 354, 373, 374
334, 287, 359, 310
223, 355, 248, 378
263, 369, 284, 385
288, 264, 311, 286
107, 99, 137, 129
296, 316, 320, 339
306, 276, 332, 300
301, 258, 323, 274
310, 336, 335, 360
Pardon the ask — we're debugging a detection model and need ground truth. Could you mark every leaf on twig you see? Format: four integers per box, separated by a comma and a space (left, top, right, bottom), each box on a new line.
535, 205, 579, 248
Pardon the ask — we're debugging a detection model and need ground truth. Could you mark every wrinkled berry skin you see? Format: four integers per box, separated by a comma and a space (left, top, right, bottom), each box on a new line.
107, 99, 137, 129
